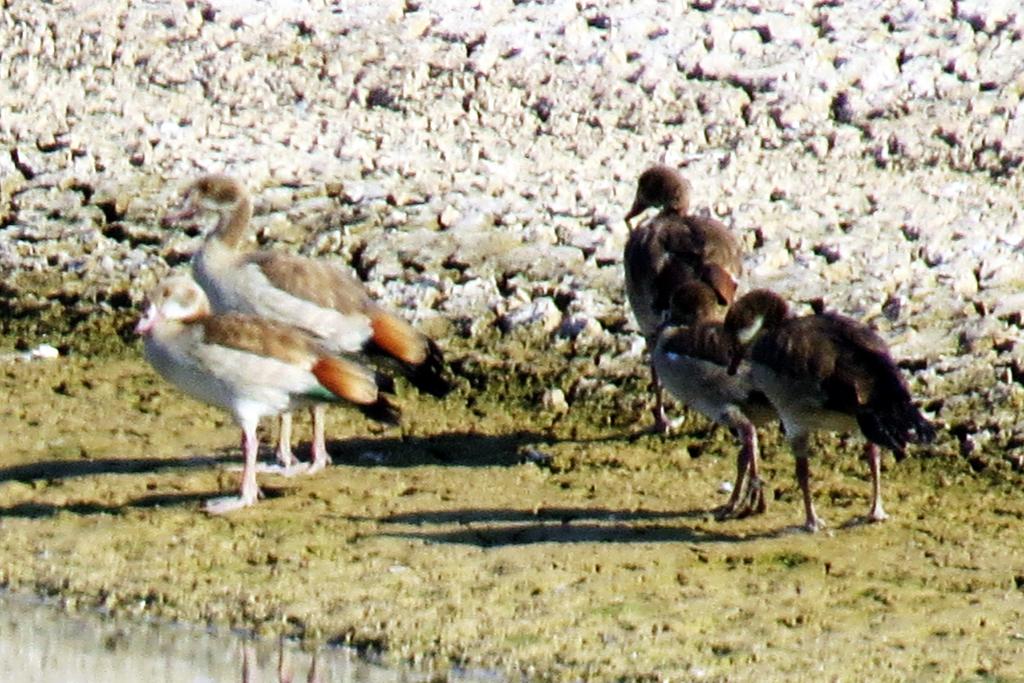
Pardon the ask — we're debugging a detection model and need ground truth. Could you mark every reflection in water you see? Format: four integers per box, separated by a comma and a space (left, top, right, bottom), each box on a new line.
241, 640, 321, 683
0, 592, 486, 682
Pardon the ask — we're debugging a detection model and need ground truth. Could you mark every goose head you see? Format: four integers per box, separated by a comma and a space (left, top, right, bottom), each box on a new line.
136, 276, 211, 334
723, 289, 791, 374
661, 281, 722, 329
162, 175, 251, 236
625, 165, 691, 225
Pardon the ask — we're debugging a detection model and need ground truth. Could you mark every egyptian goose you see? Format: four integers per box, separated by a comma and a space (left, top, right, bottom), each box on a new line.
652, 282, 776, 517
136, 276, 399, 513
163, 175, 450, 473
723, 289, 936, 532
624, 165, 744, 432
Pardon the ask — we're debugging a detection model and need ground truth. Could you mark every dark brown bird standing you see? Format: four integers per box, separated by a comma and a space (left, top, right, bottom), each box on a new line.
652, 282, 776, 517
724, 289, 936, 532
624, 165, 744, 433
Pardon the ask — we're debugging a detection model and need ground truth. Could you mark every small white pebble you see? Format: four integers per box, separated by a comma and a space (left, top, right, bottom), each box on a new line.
438, 205, 461, 228
542, 388, 569, 413
30, 344, 60, 360
718, 481, 734, 494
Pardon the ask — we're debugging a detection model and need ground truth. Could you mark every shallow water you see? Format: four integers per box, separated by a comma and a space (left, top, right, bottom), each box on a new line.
0, 591, 470, 683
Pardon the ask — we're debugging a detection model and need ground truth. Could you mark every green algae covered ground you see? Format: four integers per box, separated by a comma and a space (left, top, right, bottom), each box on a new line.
0, 339, 1022, 682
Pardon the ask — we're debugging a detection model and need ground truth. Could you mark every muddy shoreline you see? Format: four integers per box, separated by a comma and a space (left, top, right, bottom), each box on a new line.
1, 346, 1023, 680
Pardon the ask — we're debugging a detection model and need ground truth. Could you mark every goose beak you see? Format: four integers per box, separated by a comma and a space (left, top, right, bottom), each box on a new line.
624, 198, 644, 225
135, 305, 160, 335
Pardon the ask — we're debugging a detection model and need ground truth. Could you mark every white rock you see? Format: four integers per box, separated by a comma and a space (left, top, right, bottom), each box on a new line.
542, 388, 569, 413
500, 297, 562, 334
29, 344, 60, 360
955, 0, 1015, 33
438, 205, 462, 229
558, 315, 603, 342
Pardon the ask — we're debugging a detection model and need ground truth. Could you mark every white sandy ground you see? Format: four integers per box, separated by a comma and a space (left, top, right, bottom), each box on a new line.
1, 1, 1023, 468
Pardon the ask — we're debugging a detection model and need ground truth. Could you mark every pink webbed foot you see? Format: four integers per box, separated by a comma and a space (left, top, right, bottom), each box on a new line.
256, 461, 311, 477
204, 490, 261, 514
305, 453, 333, 476
801, 514, 827, 533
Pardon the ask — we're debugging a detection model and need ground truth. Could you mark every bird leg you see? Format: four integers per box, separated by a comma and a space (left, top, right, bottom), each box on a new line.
716, 439, 749, 518
864, 442, 888, 522
206, 424, 263, 514
744, 475, 766, 517
741, 423, 767, 516
650, 362, 670, 433
793, 434, 825, 532
256, 412, 308, 476
648, 362, 682, 434
276, 412, 297, 467
716, 418, 763, 519
306, 404, 333, 475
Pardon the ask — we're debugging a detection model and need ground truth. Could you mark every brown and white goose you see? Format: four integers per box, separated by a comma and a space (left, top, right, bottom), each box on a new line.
723, 289, 936, 532
652, 282, 776, 517
624, 165, 744, 432
136, 276, 399, 513
163, 175, 450, 474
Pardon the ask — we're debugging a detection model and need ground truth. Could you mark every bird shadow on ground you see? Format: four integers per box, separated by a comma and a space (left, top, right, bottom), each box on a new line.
0, 429, 748, 531
0, 429, 556, 517
354, 506, 783, 545
0, 454, 237, 485
0, 428, 554, 489
318, 429, 557, 468
316, 424, 721, 469
0, 492, 216, 519
0, 484, 302, 518
0, 449, 280, 518
377, 518, 779, 546
0, 424, 673, 488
